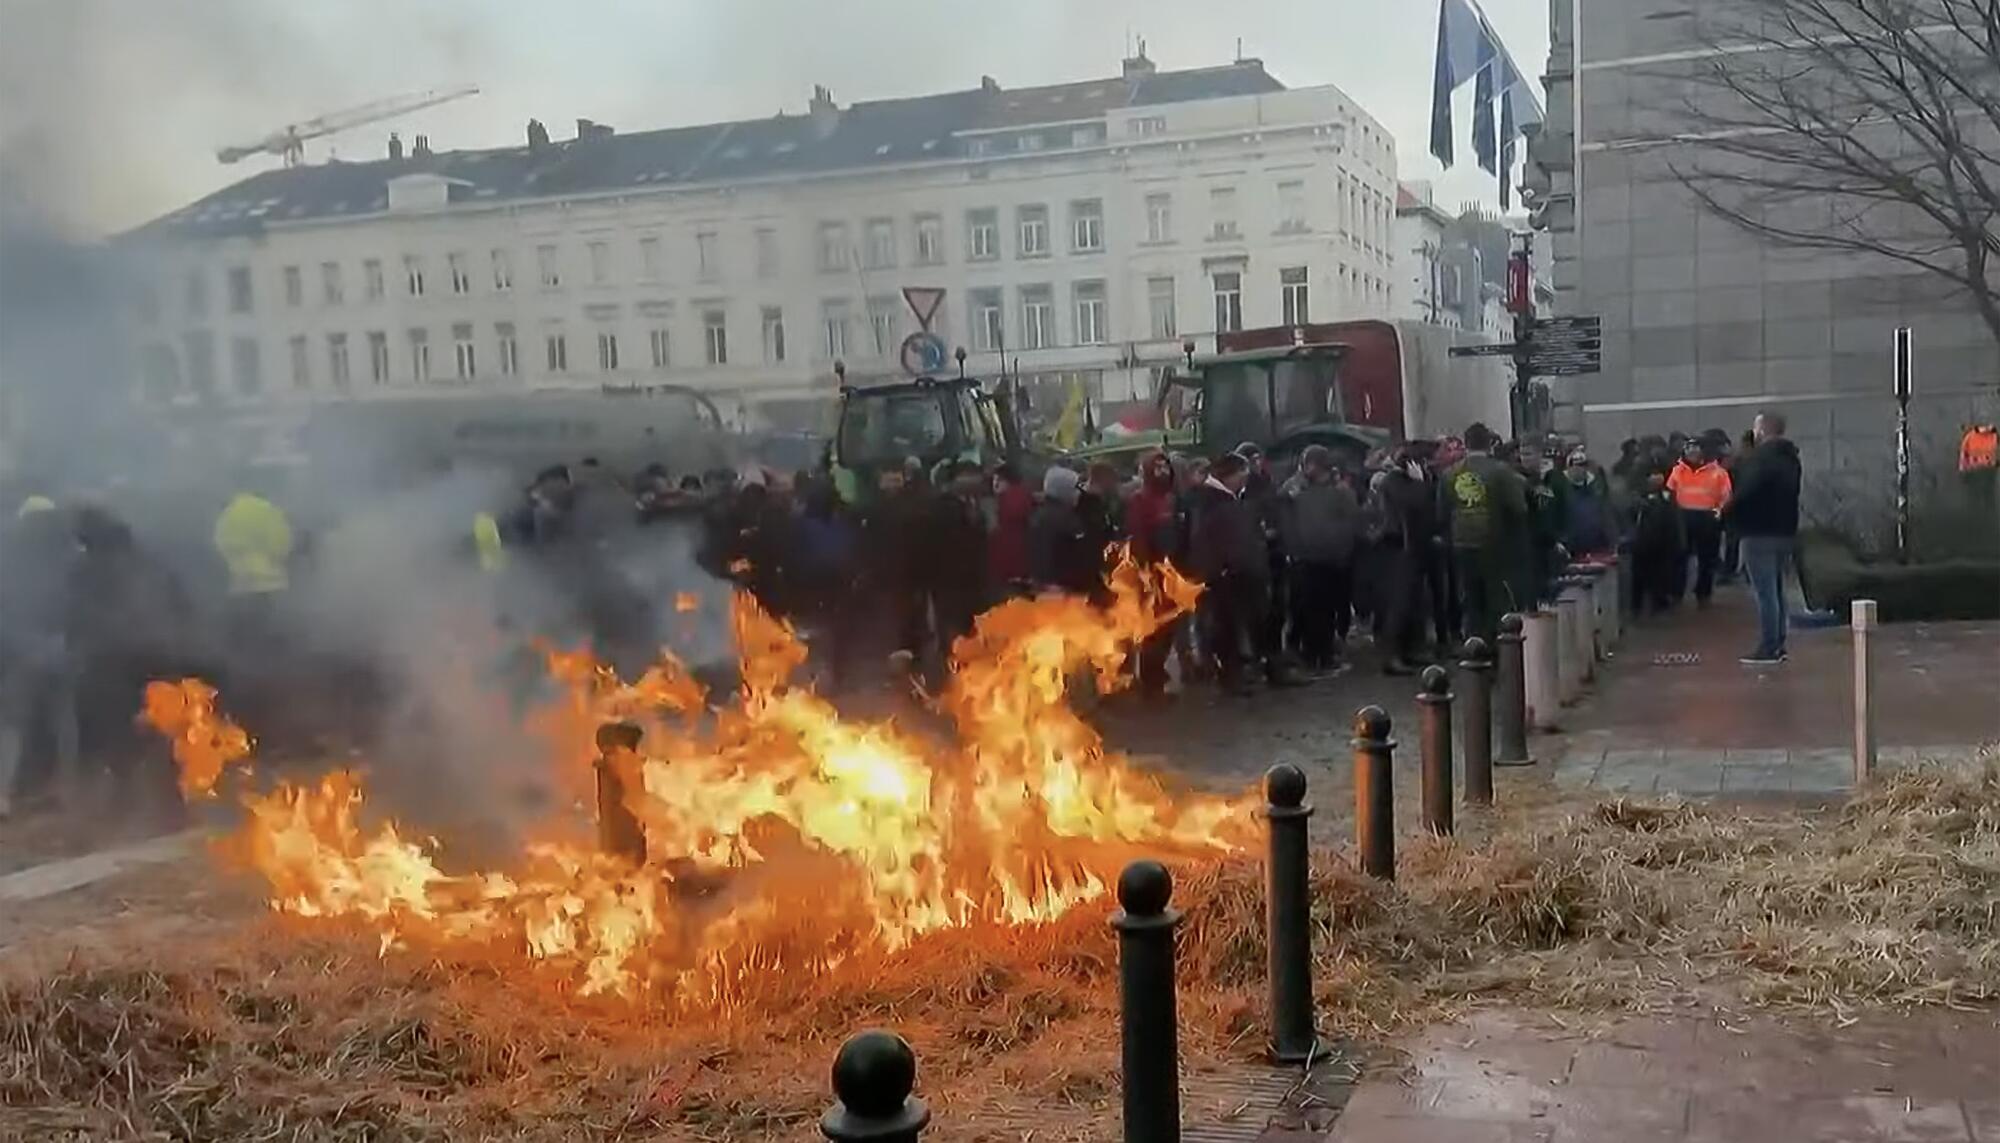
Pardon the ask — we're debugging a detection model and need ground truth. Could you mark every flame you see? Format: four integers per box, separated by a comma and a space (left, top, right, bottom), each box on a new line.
147, 549, 1253, 1001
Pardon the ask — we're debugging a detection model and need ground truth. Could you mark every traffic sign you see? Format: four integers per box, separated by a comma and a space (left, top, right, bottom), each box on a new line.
900, 331, 947, 376
1532, 315, 1601, 332
902, 287, 946, 332
1533, 361, 1602, 377
1448, 342, 1522, 358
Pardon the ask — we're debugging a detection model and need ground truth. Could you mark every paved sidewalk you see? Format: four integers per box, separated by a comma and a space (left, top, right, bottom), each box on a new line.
1328, 1009, 2000, 1142
1544, 588, 1998, 798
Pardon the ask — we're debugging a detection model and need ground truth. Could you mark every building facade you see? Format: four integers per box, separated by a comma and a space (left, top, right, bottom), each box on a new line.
121, 52, 1404, 452
1541, 0, 1998, 526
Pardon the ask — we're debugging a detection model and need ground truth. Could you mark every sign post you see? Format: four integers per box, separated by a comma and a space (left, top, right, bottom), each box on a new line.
1894, 326, 1913, 564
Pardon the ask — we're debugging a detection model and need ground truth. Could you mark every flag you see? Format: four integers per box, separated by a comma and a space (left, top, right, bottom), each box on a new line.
1472, 32, 1498, 175
1429, 0, 1457, 165
1498, 60, 1518, 209
1430, 0, 1547, 202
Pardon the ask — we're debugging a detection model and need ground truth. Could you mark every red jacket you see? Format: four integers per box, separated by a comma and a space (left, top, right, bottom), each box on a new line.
1126, 482, 1179, 564
989, 483, 1035, 584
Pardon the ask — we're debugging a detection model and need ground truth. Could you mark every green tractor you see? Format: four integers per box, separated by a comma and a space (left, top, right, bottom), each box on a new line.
1157, 338, 1391, 470
829, 365, 1034, 503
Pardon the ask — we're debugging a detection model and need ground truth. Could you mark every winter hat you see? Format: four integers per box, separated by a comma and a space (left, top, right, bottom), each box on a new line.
1042, 465, 1082, 506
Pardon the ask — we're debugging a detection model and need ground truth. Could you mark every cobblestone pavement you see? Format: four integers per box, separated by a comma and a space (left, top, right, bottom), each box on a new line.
1324, 1009, 2000, 1142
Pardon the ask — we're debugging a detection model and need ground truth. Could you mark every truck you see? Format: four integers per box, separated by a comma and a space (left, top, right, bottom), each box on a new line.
1160, 320, 1512, 465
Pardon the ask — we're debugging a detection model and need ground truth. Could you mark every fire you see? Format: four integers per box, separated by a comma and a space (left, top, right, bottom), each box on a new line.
148, 549, 1254, 1001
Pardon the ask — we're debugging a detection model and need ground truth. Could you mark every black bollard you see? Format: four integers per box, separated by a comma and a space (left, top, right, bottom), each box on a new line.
1459, 637, 1495, 807
594, 722, 648, 864
1111, 859, 1182, 1143
1494, 613, 1532, 767
1417, 666, 1454, 837
1262, 764, 1317, 1064
1352, 706, 1396, 881
821, 1029, 931, 1142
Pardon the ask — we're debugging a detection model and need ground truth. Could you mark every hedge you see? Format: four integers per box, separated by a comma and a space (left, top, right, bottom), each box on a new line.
1800, 532, 2000, 622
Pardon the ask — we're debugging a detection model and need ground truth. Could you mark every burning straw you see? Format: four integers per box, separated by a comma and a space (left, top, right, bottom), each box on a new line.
4, 756, 1995, 1140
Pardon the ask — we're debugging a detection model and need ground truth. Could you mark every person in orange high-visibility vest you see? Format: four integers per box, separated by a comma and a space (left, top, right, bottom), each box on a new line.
1962, 424, 1998, 514
1666, 438, 1732, 607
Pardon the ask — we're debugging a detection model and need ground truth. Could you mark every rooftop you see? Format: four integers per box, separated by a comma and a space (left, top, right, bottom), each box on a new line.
134, 57, 1286, 242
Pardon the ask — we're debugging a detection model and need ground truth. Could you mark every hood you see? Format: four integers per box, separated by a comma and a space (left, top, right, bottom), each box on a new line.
1763, 438, 1800, 460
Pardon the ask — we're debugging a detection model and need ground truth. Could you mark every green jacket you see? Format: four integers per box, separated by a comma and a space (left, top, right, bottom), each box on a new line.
1441, 453, 1529, 551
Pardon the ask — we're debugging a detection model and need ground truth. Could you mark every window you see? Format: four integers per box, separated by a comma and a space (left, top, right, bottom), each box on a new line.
817, 222, 850, 271
1073, 280, 1107, 345
1017, 204, 1049, 257
409, 328, 431, 382
696, 231, 719, 279
187, 270, 211, 316
1070, 199, 1104, 252
226, 267, 252, 314
1209, 186, 1240, 239
1145, 193, 1172, 243
537, 244, 561, 288
1130, 115, 1167, 137
1213, 271, 1243, 333
1070, 125, 1103, 148
492, 249, 513, 291
1020, 285, 1054, 350
1277, 180, 1308, 232
321, 262, 343, 305
761, 307, 785, 363
597, 330, 620, 371
639, 237, 662, 282
650, 327, 672, 369
971, 288, 1003, 351
588, 241, 610, 285
327, 333, 351, 388
283, 265, 303, 307
1147, 276, 1177, 340
755, 228, 779, 279
449, 252, 471, 294
364, 259, 385, 301
967, 209, 998, 261
451, 323, 476, 380
1017, 133, 1046, 152
864, 218, 896, 270
867, 296, 899, 355
496, 323, 519, 376
705, 310, 729, 365
545, 332, 568, 372
821, 299, 851, 360
367, 331, 390, 384
288, 335, 309, 388
231, 336, 261, 395
1281, 266, 1310, 325
914, 214, 943, 265
184, 331, 216, 395
404, 256, 426, 297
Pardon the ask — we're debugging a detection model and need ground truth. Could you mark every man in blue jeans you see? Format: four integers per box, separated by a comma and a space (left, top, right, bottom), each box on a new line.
1725, 412, 1803, 665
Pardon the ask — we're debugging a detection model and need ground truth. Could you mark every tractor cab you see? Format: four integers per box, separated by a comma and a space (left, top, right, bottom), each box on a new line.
1158, 340, 1388, 469
831, 374, 1023, 500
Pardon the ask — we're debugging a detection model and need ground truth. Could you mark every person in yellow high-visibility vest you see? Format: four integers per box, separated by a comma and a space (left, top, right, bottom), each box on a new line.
213, 491, 293, 596
472, 512, 507, 572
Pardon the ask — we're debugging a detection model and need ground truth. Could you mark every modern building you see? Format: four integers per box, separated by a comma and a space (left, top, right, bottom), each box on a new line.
118, 49, 1405, 455
1538, 0, 1999, 524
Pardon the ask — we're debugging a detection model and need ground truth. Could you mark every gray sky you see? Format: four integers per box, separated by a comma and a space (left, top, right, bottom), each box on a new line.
0, 0, 1546, 236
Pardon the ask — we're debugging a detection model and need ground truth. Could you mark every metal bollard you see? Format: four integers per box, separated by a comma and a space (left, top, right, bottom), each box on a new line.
1459, 637, 1495, 804
1852, 599, 1878, 784
1417, 666, 1454, 837
1524, 609, 1561, 731
1567, 574, 1600, 683
1495, 615, 1532, 766
1262, 765, 1316, 1064
821, 1029, 930, 1142
1553, 590, 1584, 703
1352, 706, 1396, 880
594, 722, 647, 864
1600, 559, 1624, 649
1112, 860, 1182, 1143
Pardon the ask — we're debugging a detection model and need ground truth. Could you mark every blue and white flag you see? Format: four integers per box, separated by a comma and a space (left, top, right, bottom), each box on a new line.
1428, 0, 1545, 203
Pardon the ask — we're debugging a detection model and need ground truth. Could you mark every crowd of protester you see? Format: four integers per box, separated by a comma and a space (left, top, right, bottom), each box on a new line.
0, 410, 1803, 821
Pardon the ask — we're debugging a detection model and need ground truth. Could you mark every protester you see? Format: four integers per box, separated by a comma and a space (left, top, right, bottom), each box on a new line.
987, 463, 1035, 598
927, 460, 991, 658
1559, 447, 1616, 556
1190, 453, 1299, 694
1726, 411, 1803, 665
1630, 470, 1686, 616
1029, 465, 1098, 597
1441, 423, 1531, 643
1126, 451, 1184, 697
1279, 445, 1361, 674
0, 498, 80, 816
1667, 437, 1732, 607
861, 465, 932, 672
792, 476, 860, 688
1367, 446, 1443, 674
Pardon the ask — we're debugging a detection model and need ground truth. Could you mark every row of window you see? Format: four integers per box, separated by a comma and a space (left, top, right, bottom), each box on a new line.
148, 177, 1395, 322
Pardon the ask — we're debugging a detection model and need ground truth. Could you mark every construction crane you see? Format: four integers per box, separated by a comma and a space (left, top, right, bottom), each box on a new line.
216, 84, 481, 167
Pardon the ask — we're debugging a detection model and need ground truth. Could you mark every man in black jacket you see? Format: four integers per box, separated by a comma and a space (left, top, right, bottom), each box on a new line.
1190, 453, 1300, 693
1726, 411, 1803, 665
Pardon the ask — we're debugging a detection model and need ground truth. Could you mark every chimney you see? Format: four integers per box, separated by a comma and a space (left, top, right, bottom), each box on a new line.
1122, 38, 1155, 81
809, 84, 840, 138
527, 118, 550, 150
387, 132, 404, 161
412, 134, 432, 158
980, 75, 1000, 95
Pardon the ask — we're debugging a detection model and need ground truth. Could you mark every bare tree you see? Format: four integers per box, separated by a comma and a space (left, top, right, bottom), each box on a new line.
1663, 0, 2000, 343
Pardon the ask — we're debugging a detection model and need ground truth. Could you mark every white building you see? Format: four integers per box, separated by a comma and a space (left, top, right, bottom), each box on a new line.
119, 50, 1402, 445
